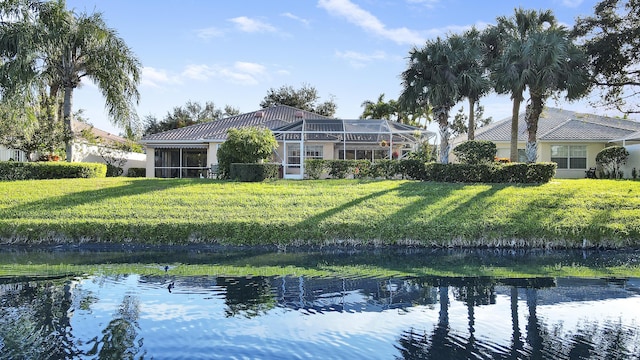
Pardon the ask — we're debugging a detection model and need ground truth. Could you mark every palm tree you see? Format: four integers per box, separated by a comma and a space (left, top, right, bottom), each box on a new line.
360, 93, 395, 120
450, 27, 491, 140
400, 38, 461, 164
486, 8, 557, 162
522, 27, 590, 162
0, 0, 141, 162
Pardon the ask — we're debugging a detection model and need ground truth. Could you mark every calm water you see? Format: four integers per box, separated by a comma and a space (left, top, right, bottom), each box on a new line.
1, 248, 640, 359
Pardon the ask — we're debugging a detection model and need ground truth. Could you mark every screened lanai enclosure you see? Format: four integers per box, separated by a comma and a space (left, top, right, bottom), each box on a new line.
273, 119, 435, 179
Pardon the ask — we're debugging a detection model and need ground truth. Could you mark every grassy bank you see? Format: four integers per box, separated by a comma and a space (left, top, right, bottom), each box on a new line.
0, 178, 639, 248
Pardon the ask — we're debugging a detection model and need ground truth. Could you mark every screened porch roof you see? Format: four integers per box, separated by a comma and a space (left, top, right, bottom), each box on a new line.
273, 119, 435, 144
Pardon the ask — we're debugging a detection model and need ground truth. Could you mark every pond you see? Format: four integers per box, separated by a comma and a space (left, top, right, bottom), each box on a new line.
1, 247, 640, 359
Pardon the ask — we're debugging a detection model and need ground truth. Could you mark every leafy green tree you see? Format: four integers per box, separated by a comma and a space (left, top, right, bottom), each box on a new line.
451, 104, 492, 139
0, 0, 141, 162
142, 100, 240, 135
522, 27, 590, 162
485, 8, 557, 162
260, 83, 337, 117
573, 0, 640, 115
217, 127, 278, 179
400, 37, 462, 164
0, 89, 64, 160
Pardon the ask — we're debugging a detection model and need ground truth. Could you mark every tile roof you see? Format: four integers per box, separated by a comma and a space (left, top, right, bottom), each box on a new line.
140, 105, 329, 143
470, 107, 640, 143
73, 120, 129, 145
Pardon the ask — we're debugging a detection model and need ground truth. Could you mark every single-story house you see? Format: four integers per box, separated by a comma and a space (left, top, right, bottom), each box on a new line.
452, 107, 640, 178
140, 105, 435, 179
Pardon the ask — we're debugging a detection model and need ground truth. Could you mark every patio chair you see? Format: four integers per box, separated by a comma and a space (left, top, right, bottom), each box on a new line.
208, 164, 219, 179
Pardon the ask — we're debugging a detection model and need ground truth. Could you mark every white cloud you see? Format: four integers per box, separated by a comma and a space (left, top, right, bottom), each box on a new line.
195, 26, 225, 40
229, 16, 277, 33
335, 50, 387, 68
406, 0, 439, 8
281, 12, 310, 26
141, 67, 180, 87
318, 0, 424, 45
182, 61, 269, 85
560, 0, 584, 7
181, 64, 216, 81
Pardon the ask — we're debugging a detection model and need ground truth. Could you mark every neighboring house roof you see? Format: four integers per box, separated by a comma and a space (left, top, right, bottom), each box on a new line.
467, 107, 640, 143
140, 105, 329, 144
73, 120, 129, 146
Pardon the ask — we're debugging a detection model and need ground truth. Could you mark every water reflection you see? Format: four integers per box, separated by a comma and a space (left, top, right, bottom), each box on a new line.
1, 272, 639, 359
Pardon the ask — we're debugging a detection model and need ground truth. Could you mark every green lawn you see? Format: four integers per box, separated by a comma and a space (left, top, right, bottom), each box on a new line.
0, 178, 639, 248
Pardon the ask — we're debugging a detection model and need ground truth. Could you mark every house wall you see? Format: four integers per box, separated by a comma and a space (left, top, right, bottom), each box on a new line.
0, 145, 27, 162
146, 148, 155, 178
621, 144, 640, 179
74, 142, 147, 176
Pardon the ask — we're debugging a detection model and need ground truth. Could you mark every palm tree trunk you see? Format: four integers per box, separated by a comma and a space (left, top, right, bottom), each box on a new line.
467, 98, 476, 140
510, 96, 521, 162
525, 96, 544, 163
63, 86, 74, 162
436, 108, 451, 164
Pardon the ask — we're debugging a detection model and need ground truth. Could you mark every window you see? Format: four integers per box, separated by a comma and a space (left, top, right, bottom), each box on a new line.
551, 145, 587, 169
154, 148, 208, 178
305, 145, 323, 160
287, 144, 300, 165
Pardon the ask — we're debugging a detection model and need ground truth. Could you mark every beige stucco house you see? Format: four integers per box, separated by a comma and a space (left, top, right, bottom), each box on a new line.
452, 107, 640, 178
140, 105, 434, 179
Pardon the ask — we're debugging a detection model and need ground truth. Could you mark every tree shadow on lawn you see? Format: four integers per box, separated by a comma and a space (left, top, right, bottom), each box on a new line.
0, 178, 200, 221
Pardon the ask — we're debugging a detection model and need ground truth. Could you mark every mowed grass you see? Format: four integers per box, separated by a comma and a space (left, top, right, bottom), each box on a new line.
0, 178, 639, 248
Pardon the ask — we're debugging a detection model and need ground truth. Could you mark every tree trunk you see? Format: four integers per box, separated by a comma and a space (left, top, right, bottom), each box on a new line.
467, 98, 476, 141
510, 96, 521, 162
524, 97, 544, 163
63, 87, 74, 162
436, 108, 451, 164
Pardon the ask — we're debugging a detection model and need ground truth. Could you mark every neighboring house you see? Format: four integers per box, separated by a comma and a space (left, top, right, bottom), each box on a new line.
140, 105, 435, 179
451, 107, 640, 178
0, 145, 27, 162
72, 120, 147, 175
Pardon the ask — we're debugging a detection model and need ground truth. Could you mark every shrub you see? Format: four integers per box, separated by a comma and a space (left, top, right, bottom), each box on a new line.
229, 163, 280, 182
217, 127, 278, 179
422, 162, 555, 183
127, 167, 146, 177
596, 146, 629, 179
106, 164, 124, 177
304, 159, 327, 179
327, 160, 353, 179
0, 161, 106, 180
396, 159, 427, 180
452, 140, 497, 164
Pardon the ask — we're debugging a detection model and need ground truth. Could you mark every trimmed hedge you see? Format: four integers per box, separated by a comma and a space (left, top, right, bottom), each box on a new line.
452, 140, 497, 164
127, 167, 146, 177
229, 163, 280, 182
0, 161, 107, 180
302, 159, 556, 183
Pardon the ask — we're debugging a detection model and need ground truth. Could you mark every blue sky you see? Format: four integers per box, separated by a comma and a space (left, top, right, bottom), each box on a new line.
63, 0, 614, 136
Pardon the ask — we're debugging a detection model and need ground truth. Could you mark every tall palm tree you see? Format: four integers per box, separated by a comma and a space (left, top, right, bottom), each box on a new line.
486, 8, 557, 162
522, 27, 590, 162
450, 27, 491, 140
0, 0, 141, 162
400, 38, 460, 164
